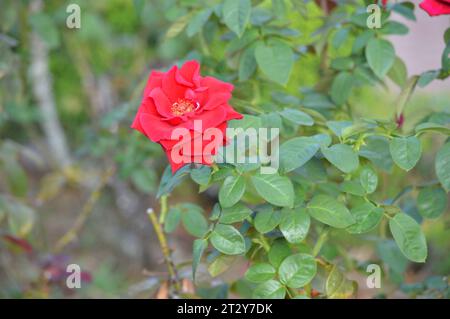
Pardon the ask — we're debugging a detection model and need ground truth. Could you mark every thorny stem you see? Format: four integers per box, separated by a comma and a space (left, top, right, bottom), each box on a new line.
158, 195, 168, 224
53, 166, 115, 253
147, 198, 181, 294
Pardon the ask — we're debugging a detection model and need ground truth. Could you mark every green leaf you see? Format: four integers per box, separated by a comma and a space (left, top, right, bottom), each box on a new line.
330, 72, 354, 106
279, 208, 310, 243
165, 13, 193, 38
340, 180, 365, 196
210, 224, 246, 255
254, 206, 282, 233
255, 40, 293, 85
326, 265, 357, 298
181, 204, 208, 238
326, 121, 353, 137
164, 207, 181, 233
332, 27, 349, 48
239, 45, 257, 81
157, 165, 190, 197
303, 92, 335, 110
360, 166, 378, 194
279, 108, 314, 127
359, 136, 393, 172
436, 142, 450, 191
346, 203, 383, 234
251, 173, 294, 207
417, 70, 440, 88
380, 21, 409, 35
192, 239, 208, 281
278, 253, 317, 288
415, 122, 450, 136
3, 160, 28, 198
389, 136, 422, 171
330, 57, 354, 71
322, 144, 359, 173
307, 195, 355, 228
388, 57, 408, 88
191, 165, 212, 186
389, 213, 428, 263
245, 263, 276, 283
1, 196, 35, 237
253, 280, 286, 299
222, 0, 251, 37
220, 203, 252, 224
208, 254, 236, 277
366, 38, 395, 78
279, 137, 320, 173
268, 239, 291, 268
352, 30, 375, 53
219, 175, 246, 208
186, 8, 212, 37
392, 2, 416, 21
417, 187, 447, 219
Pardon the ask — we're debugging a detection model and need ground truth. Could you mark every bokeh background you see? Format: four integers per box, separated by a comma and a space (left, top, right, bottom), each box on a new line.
0, 0, 449, 298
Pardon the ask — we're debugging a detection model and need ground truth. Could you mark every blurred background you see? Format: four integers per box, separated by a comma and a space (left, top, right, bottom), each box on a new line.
0, 0, 449, 298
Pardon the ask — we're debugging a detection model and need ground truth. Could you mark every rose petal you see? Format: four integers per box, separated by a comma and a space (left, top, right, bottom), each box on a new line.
419, 0, 450, 16
175, 60, 200, 87
149, 87, 174, 118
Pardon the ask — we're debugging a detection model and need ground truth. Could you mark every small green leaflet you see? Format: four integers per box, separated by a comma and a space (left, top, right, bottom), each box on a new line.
279, 108, 314, 126
278, 253, 317, 288
322, 144, 359, 173
253, 280, 286, 299
366, 38, 395, 78
254, 40, 293, 85
346, 203, 383, 234
219, 174, 246, 208
389, 213, 427, 263
222, 0, 251, 37
251, 173, 294, 207
279, 208, 310, 243
389, 136, 421, 171
192, 239, 208, 281
245, 263, 276, 283
435, 142, 450, 191
360, 166, 378, 194
326, 265, 356, 298
417, 187, 447, 219
180, 204, 208, 237
279, 137, 320, 173
219, 203, 252, 224
254, 206, 282, 233
307, 195, 355, 228
210, 224, 246, 255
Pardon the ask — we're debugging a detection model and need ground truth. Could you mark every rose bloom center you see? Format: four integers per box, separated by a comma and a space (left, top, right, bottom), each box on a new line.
171, 98, 198, 116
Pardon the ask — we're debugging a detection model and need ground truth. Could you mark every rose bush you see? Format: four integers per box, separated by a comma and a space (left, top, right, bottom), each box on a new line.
135, 0, 450, 299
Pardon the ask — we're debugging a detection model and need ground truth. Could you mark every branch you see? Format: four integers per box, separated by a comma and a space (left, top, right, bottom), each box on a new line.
53, 166, 115, 253
29, 0, 71, 168
147, 196, 181, 295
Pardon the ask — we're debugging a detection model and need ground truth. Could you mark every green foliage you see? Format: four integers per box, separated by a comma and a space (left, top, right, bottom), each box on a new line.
153, 0, 450, 299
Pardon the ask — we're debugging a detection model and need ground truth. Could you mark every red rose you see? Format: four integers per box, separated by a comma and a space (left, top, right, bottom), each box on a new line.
131, 60, 242, 173
420, 0, 450, 16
